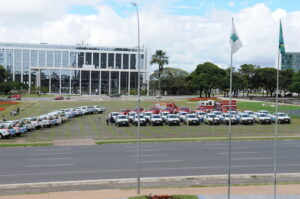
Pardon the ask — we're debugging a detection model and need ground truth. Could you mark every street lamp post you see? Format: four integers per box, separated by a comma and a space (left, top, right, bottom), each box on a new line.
131, 2, 141, 195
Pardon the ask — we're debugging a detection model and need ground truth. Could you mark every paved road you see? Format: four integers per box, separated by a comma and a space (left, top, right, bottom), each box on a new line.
0, 140, 300, 185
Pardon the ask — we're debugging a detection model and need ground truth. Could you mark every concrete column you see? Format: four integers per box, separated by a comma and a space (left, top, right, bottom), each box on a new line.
28, 69, 31, 94
59, 69, 62, 94
106, 53, 108, 69
91, 52, 94, 65
21, 49, 23, 82
118, 71, 121, 94
99, 71, 101, 95
89, 70, 92, 95
121, 54, 123, 69
108, 70, 111, 95
49, 70, 52, 94
79, 70, 82, 95
69, 70, 72, 95
84, 52, 86, 65
128, 71, 131, 95
114, 53, 116, 69
76, 52, 78, 68
12, 49, 15, 81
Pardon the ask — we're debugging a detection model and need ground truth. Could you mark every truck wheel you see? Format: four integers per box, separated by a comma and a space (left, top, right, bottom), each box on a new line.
0, 134, 3, 139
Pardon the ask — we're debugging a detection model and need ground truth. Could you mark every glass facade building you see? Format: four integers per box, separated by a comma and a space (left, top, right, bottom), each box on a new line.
282, 52, 300, 72
0, 42, 149, 95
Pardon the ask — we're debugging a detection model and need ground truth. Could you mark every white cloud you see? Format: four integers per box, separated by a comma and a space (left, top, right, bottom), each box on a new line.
229, 1, 235, 7
0, 2, 300, 72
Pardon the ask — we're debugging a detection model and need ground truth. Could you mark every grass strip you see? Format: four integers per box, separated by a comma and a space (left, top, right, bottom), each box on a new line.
96, 137, 300, 144
129, 195, 198, 199
0, 143, 53, 147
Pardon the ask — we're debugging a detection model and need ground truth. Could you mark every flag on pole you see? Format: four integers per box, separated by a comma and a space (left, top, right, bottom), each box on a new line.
230, 19, 243, 54
279, 20, 285, 55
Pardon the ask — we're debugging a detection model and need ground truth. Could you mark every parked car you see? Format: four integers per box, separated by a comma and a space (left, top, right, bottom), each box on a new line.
144, 112, 152, 122
166, 114, 180, 126
273, 112, 291, 124
177, 111, 188, 122
176, 107, 191, 113
223, 114, 238, 125
183, 114, 200, 125
128, 112, 137, 123
255, 113, 272, 124
195, 111, 206, 123
133, 115, 147, 126
54, 95, 64, 100
0, 123, 15, 138
149, 114, 164, 126
115, 115, 129, 127
0, 127, 10, 139
144, 107, 160, 114
239, 113, 254, 125
160, 112, 170, 123
119, 109, 131, 115
109, 112, 120, 123
204, 114, 221, 125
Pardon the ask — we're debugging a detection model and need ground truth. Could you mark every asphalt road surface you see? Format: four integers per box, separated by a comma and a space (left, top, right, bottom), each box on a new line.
1, 140, 300, 185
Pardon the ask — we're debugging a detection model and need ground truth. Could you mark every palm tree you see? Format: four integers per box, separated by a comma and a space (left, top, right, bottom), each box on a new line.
150, 50, 169, 100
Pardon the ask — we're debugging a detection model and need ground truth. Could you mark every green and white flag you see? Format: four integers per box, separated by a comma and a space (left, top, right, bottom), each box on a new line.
230, 19, 243, 54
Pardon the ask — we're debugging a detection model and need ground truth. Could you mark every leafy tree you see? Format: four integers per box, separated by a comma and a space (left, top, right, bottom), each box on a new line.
280, 68, 294, 95
0, 65, 8, 82
190, 62, 226, 97
290, 71, 300, 96
239, 64, 259, 96
150, 50, 169, 97
254, 67, 277, 97
150, 67, 189, 95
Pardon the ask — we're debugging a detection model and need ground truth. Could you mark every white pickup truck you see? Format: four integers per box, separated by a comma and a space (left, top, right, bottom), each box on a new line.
149, 114, 164, 126
183, 114, 200, 125
166, 114, 180, 126
115, 115, 130, 127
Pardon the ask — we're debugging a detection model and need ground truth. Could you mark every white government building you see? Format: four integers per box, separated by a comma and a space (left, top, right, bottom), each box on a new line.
0, 42, 149, 95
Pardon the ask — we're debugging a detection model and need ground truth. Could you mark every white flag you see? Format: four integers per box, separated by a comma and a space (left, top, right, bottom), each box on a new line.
230, 19, 243, 54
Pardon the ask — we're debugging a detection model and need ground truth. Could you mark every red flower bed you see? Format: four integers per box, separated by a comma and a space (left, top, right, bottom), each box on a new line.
188, 97, 218, 101
0, 101, 19, 105
0, 107, 5, 111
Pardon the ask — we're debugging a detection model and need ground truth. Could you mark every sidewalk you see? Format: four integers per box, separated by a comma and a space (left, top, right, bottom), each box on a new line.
1, 184, 300, 199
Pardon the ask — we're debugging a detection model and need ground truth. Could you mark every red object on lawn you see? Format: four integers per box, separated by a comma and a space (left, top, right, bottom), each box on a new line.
10, 94, 22, 100
54, 95, 64, 100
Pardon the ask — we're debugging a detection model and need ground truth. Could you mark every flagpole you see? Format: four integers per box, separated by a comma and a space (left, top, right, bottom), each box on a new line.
273, 32, 281, 199
274, 20, 283, 199
227, 17, 234, 199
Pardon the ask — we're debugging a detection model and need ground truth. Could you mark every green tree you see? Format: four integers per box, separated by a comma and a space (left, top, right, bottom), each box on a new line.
150, 50, 169, 98
280, 68, 294, 95
239, 64, 259, 96
150, 67, 189, 95
0, 65, 8, 82
290, 71, 300, 96
254, 67, 277, 97
190, 62, 226, 97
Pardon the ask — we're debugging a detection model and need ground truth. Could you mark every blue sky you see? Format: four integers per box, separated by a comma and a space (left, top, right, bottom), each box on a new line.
68, 0, 298, 17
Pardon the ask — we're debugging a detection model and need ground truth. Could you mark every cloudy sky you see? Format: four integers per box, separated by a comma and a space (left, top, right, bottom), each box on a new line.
0, 0, 299, 72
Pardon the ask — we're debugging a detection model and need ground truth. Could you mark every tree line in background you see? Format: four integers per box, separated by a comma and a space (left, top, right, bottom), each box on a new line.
150, 50, 300, 97
0, 65, 28, 94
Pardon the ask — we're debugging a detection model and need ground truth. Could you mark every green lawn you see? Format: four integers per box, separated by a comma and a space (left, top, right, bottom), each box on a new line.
0, 99, 299, 142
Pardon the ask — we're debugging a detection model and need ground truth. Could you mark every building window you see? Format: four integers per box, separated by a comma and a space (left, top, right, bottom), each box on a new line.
123, 54, 129, 69
116, 54, 121, 69
47, 51, 53, 67
108, 53, 114, 68
130, 54, 136, 69
101, 53, 107, 68
86, 52, 92, 65
93, 53, 99, 68
78, 52, 84, 68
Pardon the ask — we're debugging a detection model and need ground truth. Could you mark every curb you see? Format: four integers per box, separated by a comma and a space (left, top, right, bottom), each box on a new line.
1, 173, 300, 190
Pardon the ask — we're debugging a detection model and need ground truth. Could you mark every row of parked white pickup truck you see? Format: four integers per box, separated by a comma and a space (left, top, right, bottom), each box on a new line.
0, 105, 106, 139
108, 110, 292, 127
